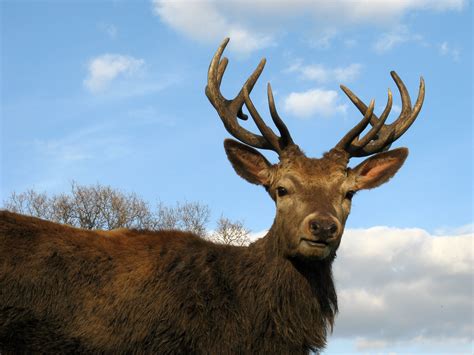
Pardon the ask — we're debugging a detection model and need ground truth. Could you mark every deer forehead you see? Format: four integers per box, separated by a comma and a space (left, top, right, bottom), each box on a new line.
270, 155, 348, 188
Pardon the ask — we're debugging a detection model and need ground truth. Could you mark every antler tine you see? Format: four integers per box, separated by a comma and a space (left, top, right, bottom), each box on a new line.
206, 38, 297, 155
216, 57, 228, 88
337, 71, 425, 157
349, 89, 393, 156
235, 59, 267, 122
340, 84, 379, 127
390, 71, 425, 141
205, 38, 271, 149
340, 86, 396, 154
267, 83, 294, 148
216, 56, 249, 121
336, 99, 375, 150
243, 86, 282, 153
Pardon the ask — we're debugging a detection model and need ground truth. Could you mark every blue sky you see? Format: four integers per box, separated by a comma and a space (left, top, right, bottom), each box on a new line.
1, 1, 472, 353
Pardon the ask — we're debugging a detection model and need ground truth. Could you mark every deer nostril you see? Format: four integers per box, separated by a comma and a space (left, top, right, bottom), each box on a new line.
310, 221, 320, 233
309, 219, 338, 238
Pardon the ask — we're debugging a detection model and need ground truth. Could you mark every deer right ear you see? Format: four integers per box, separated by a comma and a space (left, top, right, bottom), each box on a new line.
350, 147, 409, 190
224, 139, 272, 186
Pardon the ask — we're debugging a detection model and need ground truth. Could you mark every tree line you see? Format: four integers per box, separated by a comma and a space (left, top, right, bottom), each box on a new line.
2, 182, 251, 246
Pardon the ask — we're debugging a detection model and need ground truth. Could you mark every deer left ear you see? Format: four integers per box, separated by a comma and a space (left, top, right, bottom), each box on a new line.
350, 148, 409, 190
224, 139, 272, 186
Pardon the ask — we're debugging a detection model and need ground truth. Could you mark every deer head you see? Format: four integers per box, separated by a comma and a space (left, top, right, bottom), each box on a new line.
206, 38, 424, 261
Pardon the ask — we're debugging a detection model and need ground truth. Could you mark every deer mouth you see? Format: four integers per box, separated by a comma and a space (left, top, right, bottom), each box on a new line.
300, 238, 329, 248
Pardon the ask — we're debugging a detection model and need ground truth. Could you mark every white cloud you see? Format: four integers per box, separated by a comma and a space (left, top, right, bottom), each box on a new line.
434, 223, 473, 236
98, 22, 118, 38
284, 89, 347, 118
307, 29, 339, 49
33, 124, 131, 164
439, 41, 461, 61
152, 0, 274, 54
333, 64, 363, 83
336, 0, 466, 21
152, 0, 466, 53
289, 62, 362, 83
372, 25, 424, 53
249, 230, 267, 242
355, 338, 389, 350
84, 54, 145, 93
332, 226, 473, 349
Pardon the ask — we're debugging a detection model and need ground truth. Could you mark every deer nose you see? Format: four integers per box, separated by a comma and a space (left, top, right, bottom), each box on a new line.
309, 217, 339, 239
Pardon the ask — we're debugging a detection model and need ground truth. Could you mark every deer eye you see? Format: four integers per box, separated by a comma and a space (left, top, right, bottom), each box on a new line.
276, 187, 288, 197
345, 190, 356, 201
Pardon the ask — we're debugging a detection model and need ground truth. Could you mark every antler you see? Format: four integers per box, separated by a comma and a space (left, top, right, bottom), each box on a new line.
335, 71, 425, 157
205, 38, 294, 155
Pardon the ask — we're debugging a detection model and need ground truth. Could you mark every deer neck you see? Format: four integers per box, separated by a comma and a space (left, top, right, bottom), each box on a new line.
245, 228, 338, 343
249, 226, 337, 305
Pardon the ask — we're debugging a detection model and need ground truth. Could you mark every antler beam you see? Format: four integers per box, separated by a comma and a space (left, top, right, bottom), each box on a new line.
206, 38, 294, 155
336, 71, 425, 157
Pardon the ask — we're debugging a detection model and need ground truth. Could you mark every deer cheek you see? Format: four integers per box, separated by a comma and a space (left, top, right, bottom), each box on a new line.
340, 199, 352, 218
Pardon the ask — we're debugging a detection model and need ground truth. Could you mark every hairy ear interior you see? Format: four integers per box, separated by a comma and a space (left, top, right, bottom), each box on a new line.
351, 148, 409, 190
224, 139, 272, 186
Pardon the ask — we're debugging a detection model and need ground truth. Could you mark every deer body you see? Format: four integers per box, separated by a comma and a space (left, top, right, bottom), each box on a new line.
0, 38, 424, 353
1, 211, 334, 353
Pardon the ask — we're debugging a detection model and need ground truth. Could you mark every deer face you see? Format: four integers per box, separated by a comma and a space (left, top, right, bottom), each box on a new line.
206, 38, 424, 260
224, 140, 408, 260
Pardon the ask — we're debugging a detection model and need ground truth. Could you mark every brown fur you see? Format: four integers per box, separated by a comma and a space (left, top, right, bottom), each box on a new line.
0, 139, 408, 353
0, 210, 337, 354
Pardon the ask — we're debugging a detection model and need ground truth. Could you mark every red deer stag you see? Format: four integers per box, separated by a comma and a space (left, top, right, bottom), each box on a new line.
0, 38, 424, 353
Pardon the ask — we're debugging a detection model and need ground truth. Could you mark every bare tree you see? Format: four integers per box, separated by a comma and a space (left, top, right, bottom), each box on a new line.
4, 190, 52, 220
49, 193, 75, 225
154, 202, 180, 230
66, 182, 154, 230
2, 182, 211, 235
155, 201, 210, 237
3, 183, 154, 230
3, 183, 249, 242
210, 216, 251, 246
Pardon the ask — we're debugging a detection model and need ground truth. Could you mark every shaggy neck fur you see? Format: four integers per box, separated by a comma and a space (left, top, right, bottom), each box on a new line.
246, 226, 338, 351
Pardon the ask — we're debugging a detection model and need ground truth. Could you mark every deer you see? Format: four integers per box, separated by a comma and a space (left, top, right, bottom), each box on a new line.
0, 38, 424, 354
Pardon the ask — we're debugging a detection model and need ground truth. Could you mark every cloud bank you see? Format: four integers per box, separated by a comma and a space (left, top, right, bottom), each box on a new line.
332, 226, 472, 349
249, 226, 473, 349
152, 0, 466, 53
